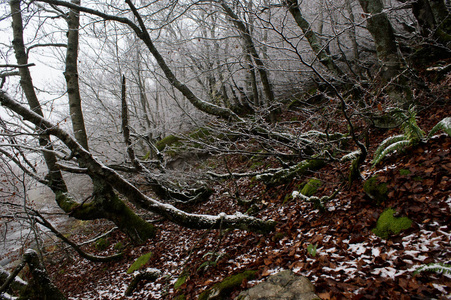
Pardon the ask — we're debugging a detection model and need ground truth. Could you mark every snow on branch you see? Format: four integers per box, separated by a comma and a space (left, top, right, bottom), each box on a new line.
0, 90, 275, 234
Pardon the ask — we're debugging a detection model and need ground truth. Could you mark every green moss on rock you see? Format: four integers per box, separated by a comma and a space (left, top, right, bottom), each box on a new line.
372, 208, 412, 239
363, 175, 388, 205
399, 169, 411, 176
95, 237, 109, 251
301, 178, 322, 197
156, 135, 180, 151
198, 270, 257, 300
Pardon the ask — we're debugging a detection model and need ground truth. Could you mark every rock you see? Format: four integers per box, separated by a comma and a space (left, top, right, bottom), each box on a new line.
236, 270, 320, 300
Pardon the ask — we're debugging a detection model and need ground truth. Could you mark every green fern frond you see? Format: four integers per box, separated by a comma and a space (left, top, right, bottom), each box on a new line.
413, 262, 451, 276
387, 107, 407, 124
428, 117, 451, 138
373, 134, 406, 162
403, 120, 425, 141
372, 139, 410, 166
398, 107, 424, 141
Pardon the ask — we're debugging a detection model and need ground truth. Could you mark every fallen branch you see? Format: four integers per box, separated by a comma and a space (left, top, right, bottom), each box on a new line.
0, 90, 276, 234
256, 159, 326, 187
31, 209, 123, 262
292, 189, 339, 212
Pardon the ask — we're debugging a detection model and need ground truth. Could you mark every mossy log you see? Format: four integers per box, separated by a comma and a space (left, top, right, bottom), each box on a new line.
0, 91, 275, 234
198, 270, 257, 300
125, 268, 160, 296
256, 159, 325, 187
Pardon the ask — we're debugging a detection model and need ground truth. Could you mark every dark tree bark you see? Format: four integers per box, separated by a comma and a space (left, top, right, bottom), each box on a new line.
218, 0, 275, 107
357, 0, 402, 84
65, 0, 89, 150
10, 0, 68, 195
284, 0, 344, 76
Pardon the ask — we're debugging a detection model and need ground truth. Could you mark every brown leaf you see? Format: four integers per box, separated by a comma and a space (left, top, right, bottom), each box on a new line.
318, 292, 332, 299
261, 267, 271, 277
424, 167, 434, 174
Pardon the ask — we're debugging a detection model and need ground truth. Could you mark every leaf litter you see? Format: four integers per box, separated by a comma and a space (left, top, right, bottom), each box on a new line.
20, 98, 451, 299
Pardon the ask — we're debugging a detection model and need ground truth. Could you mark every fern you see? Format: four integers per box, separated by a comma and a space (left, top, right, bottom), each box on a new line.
372, 107, 425, 166
428, 117, 451, 138
413, 262, 451, 276
373, 140, 411, 166
400, 108, 425, 141
373, 135, 406, 161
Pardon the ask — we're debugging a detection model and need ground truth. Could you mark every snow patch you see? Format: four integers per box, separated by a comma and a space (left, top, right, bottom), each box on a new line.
371, 267, 406, 279
348, 243, 367, 255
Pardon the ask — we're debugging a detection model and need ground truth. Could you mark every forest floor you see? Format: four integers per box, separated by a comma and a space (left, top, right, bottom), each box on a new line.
36, 74, 451, 299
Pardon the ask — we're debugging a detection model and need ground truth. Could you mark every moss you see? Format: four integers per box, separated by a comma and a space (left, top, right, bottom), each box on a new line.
174, 271, 189, 290
189, 127, 210, 139
127, 251, 153, 274
363, 175, 388, 205
155, 134, 180, 151
301, 178, 322, 197
198, 270, 257, 300
399, 169, 411, 176
174, 295, 186, 300
114, 242, 124, 251
95, 237, 110, 251
372, 208, 412, 239
108, 194, 157, 243
272, 232, 286, 242
262, 159, 325, 187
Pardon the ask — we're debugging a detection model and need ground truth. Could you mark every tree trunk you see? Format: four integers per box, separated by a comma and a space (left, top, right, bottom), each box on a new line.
218, 0, 275, 107
0, 90, 276, 234
19, 250, 66, 300
65, 0, 89, 150
357, 0, 401, 83
345, 0, 359, 62
10, 0, 68, 195
285, 0, 344, 76
63, 1, 155, 243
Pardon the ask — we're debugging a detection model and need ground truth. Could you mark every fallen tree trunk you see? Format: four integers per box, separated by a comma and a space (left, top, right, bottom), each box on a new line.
0, 90, 276, 234
256, 159, 326, 187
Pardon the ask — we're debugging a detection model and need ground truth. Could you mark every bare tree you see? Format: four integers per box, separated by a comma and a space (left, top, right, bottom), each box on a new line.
217, 0, 275, 110
357, 0, 403, 84
284, 0, 344, 77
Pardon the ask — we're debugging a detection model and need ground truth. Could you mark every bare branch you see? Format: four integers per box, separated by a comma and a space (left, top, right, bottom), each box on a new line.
0, 63, 35, 68
0, 90, 275, 233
